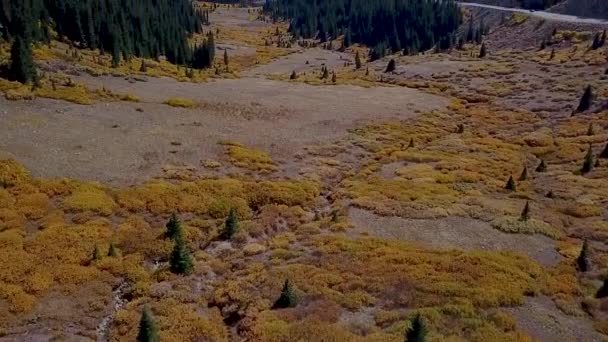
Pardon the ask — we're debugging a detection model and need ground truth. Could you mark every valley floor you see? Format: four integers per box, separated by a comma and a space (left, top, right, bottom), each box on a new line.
1, 5, 608, 342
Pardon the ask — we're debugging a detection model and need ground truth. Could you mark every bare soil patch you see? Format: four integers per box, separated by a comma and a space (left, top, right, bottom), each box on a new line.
244, 48, 352, 76
349, 207, 561, 266
0, 76, 446, 185
507, 296, 604, 342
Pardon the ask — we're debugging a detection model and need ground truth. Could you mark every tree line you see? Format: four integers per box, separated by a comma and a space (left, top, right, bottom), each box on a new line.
0, 0, 213, 84
263, 0, 462, 59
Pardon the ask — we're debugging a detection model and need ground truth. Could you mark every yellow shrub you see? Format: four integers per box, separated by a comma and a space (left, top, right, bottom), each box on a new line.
164, 97, 198, 108
63, 184, 117, 215
0, 159, 31, 187
227, 145, 278, 173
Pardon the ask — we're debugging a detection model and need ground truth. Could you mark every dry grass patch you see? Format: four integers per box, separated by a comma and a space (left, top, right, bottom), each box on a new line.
163, 97, 198, 108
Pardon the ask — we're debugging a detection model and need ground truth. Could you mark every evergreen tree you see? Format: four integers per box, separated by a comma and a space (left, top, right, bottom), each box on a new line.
519, 166, 528, 181
321, 66, 329, 80
93, 244, 102, 261
264, 0, 461, 56
137, 306, 160, 342
10, 36, 36, 84
576, 239, 590, 272
520, 201, 530, 222
108, 243, 118, 257
536, 159, 547, 173
405, 314, 427, 342
408, 138, 415, 148
577, 86, 593, 112
169, 231, 194, 275
140, 59, 147, 72
224, 48, 229, 69
600, 143, 608, 159
355, 51, 362, 70
587, 123, 595, 136
290, 70, 297, 80
221, 208, 240, 240
273, 279, 297, 308
592, 33, 601, 50
479, 43, 487, 58
385, 59, 396, 73
505, 175, 516, 191
597, 278, 608, 298
601, 29, 607, 47
166, 213, 181, 239
331, 71, 337, 83
581, 144, 594, 174
457, 124, 464, 134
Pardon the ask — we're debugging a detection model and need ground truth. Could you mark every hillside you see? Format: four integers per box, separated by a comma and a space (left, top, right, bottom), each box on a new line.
549, 0, 608, 20
1, 1, 608, 342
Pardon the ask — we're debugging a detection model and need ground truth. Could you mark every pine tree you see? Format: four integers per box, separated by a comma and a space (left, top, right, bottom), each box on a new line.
520, 201, 530, 222
577, 86, 593, 112
581, 144, 594, 174
140, 59, 147, 72
137, 306, 160, 342
540, 39, 546, 50
587, 123, 595, 136
93, 244, 102, 261
601, 29, 607, 47
408, 138, 415, 148
331, 71, 337, 83
10, 36, 36, 84
576, 239, 590, 272
536, 159, 547, 173
592, 33, 601, 50
224, 48, 229, 70
290, 70, 297, 80
365, 66, 369, 76
108, 243, 118, 257
166, 213, 181, 239
457, 124, 464, 134
597, 278, 608, 298
221, 208, 240, 240
273, 279, 297, 308
519, 166, 528, 181
405, 314, 427, 342
479, 42, 487, 58
505, 175, 516, 191
385, 59, 396, 73
600, 143, 608, 159
355, 51, 362, 69
321, 66, 329, 80
170, 231, 193, 275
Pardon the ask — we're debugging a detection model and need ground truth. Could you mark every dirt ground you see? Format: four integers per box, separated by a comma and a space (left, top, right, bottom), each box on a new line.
349, 208, 561, 267
244, 47, 352, 76
507, 296, 605, 342
0, 76, 445, 185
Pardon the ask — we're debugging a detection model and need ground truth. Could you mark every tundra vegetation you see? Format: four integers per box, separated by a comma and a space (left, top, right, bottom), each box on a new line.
0, 1, 608, 341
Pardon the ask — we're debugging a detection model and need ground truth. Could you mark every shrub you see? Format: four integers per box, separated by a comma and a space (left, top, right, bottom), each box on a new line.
163, 97, 198, 108
63, 184, 117, 215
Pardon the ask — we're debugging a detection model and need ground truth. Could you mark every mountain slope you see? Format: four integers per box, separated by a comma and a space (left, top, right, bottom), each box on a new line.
549, 0, 608, 20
